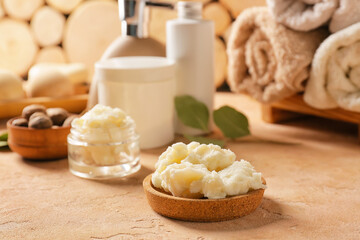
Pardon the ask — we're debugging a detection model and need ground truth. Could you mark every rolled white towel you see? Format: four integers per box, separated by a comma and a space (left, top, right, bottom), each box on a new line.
267, 0, 360, 33
227, 7, 327, 103
304, 22, 360, 112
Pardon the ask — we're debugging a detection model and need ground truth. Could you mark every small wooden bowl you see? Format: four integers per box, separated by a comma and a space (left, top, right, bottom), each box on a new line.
143, 174, 266, 222
7, 117, 70, 160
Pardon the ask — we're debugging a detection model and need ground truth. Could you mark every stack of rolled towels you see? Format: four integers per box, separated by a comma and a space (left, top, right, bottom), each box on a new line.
227, 0, 360, 112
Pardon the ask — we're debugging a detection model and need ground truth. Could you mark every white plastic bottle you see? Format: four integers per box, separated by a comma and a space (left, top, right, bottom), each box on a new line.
166, 1, 215, 135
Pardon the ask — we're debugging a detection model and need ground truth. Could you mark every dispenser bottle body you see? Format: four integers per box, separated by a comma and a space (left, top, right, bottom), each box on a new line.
167, 15, 215, 135
101, 36, 165, 59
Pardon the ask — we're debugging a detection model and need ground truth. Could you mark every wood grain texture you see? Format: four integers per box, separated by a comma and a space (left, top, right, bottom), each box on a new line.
35, 46, 67, 64
46, 0, 84, 14
222, 22, 233, 44
149, 6, 177, 45
0, 18, 38, 77
3, 0, 44, 20
261, 104, 303, 123
262, 94, 360, 141
215, 37, 227, 88
0, 0, 4, 18
0, 94, 87, 119
219, 0, 266, 18
31, 6, 65, 47
63, 0, 121, 78
203, 2, 232, 36
160, 0, 212, 4
189, 0, 211, 4
263, 94, 360, 124
143, 174, 265, 222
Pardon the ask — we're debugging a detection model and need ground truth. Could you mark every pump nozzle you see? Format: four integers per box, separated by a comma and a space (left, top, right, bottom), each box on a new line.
118, 0, 174, 38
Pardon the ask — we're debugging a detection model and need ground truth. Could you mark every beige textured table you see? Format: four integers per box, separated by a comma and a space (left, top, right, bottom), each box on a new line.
1, 93, 359, 240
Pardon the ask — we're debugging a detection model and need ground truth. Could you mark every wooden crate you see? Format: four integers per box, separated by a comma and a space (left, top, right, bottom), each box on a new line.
261, 94, 360, 138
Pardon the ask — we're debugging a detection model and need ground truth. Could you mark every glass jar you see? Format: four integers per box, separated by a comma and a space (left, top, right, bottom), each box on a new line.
67, 117, 140, 179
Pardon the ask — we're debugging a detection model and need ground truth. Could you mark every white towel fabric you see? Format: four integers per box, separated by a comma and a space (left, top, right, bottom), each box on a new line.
267, 0, 360, 33
304, 22, 360, 112
227, 7, 327, 103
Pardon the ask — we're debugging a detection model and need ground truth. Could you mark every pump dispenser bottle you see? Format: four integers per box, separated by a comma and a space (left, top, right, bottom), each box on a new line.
167, 2, 215, 135
88, 0, 172, 108
102, 0, 169, 59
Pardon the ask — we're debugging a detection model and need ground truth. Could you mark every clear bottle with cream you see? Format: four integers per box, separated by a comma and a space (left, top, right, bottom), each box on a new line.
167, 2, 215, 135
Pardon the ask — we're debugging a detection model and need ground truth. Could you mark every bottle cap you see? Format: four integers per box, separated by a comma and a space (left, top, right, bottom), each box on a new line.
177, 1, 202, 19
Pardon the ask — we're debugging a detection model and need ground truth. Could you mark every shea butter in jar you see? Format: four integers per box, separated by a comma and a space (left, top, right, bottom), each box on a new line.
67, 104, 140, 179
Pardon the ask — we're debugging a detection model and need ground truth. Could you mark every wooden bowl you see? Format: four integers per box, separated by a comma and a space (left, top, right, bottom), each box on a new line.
7, 117, 70, 160
143, 174, 266, 222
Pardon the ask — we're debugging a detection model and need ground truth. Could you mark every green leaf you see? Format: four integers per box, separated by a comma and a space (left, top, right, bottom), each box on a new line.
0, 132, 8, 141
184, 134, 225, 148
0, 141, 8, 148
213, 106, 250, 139
175, 95, 209, 131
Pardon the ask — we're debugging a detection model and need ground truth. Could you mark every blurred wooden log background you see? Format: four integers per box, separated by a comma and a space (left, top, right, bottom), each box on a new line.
0, 0, 266, 88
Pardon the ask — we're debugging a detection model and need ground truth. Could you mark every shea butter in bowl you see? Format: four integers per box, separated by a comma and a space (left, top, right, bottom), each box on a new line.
7, 105, 75, 160
7, 119, 70, 160
143, 142, 266, 222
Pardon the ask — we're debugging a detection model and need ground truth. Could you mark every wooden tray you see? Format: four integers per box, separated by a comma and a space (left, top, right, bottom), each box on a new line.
262, 94, 360, 138
0, 94, 88, 119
